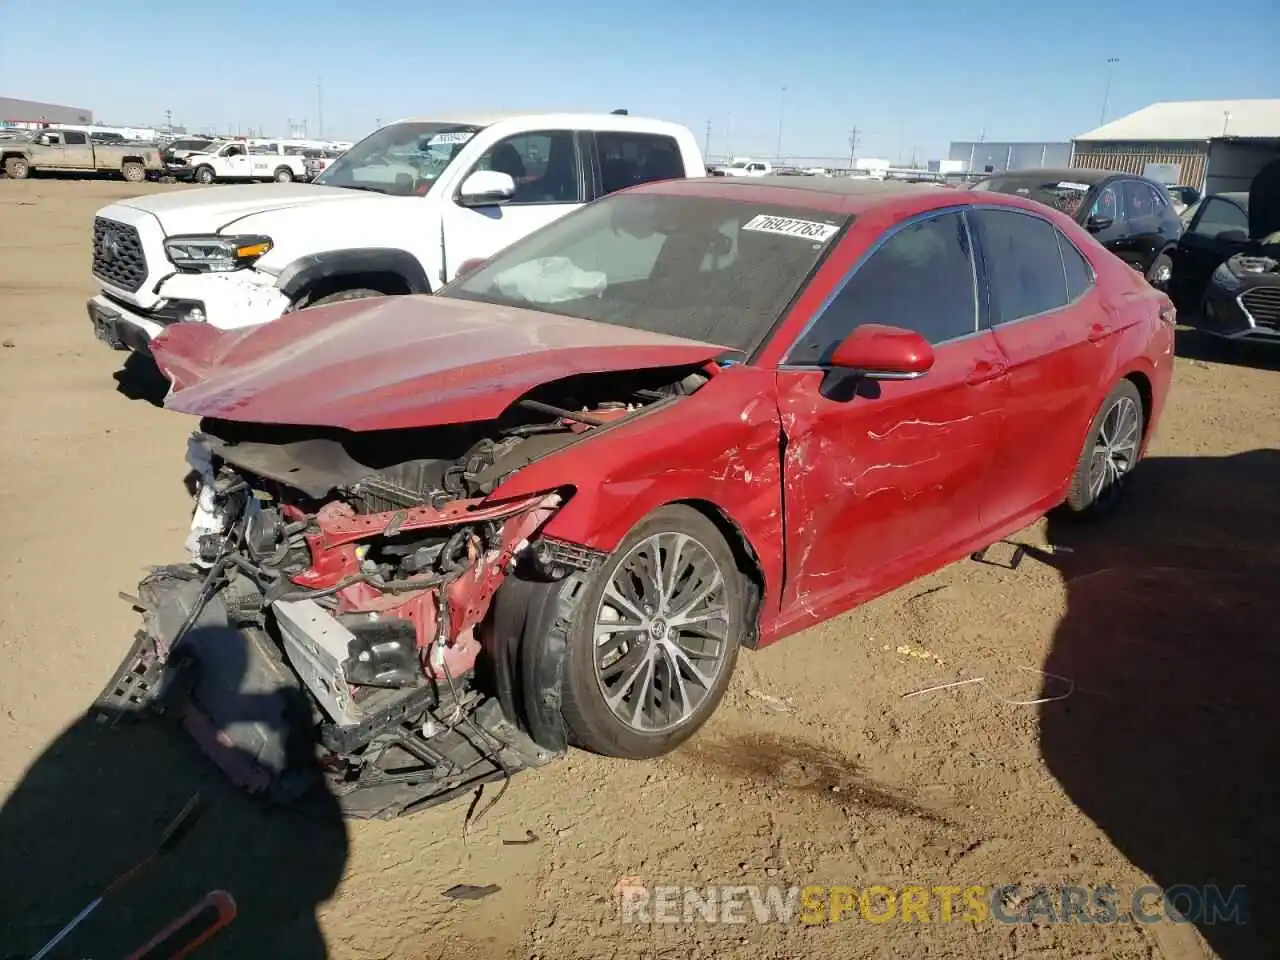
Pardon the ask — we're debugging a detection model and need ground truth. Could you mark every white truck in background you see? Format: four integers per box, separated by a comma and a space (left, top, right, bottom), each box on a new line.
166, 140, 312, 184
718, 157, 773, 177
86, 112, 705, 353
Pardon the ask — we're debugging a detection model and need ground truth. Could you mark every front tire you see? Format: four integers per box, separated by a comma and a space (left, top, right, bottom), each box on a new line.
274, 166, 294, 183
559, 505, 744, 759
5, 157, 29, 179
1064, 379, 1145, 516
194, 165, 215, 185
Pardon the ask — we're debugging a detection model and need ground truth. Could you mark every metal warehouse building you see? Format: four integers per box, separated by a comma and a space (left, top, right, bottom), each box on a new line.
948, 141, 1073, 175
0, 96, 94, 129
1072, 99, 1280, 194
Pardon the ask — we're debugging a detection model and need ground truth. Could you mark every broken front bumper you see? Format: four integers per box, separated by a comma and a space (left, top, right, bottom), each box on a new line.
94, 562, 584, 820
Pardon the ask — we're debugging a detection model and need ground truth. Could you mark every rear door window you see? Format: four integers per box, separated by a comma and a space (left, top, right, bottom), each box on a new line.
595, 132, 686, 195
1190, 198, 1249, 238
973, 208, 1070, 324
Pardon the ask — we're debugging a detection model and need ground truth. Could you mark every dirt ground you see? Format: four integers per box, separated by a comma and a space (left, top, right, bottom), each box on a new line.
1, 179, 1278, 960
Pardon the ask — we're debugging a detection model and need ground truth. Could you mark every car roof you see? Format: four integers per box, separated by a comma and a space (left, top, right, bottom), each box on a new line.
632, 175, 971, 215
977, 167, 1124, 186
387, 112, 688, 136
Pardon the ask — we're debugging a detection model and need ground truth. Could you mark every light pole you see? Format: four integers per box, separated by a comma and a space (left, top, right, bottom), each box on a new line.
1099, 57, 1119, 126
775, 86, 787, 164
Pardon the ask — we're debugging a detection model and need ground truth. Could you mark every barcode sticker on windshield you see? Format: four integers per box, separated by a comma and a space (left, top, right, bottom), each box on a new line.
430, 131, 475, 145
743, 215, 839, 242
1056, 181, 1091, 191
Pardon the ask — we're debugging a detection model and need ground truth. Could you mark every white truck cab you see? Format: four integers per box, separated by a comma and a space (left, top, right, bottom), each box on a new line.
169, 139, 312, 184
87, 112, 705, 351
720, 157, 772, 177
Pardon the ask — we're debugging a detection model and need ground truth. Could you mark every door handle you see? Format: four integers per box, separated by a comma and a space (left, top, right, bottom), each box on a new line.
965, 360, 1006, 385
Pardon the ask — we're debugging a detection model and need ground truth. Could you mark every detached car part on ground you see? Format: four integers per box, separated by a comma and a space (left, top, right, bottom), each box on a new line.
97, 178, 1175, 819
1169, 158, 1280, 344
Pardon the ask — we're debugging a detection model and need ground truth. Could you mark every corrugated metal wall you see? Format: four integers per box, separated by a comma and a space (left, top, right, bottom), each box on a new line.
949, 141, 1073, 173
1070, 141, 1209, 190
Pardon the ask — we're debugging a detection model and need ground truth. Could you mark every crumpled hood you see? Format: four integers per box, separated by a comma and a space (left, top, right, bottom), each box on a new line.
111, 183, 385, 235
1250, 158, 1280, 241
151, 294, 725, 431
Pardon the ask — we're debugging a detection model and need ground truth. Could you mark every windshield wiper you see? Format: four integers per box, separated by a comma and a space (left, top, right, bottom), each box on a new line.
335, 184, 388, 194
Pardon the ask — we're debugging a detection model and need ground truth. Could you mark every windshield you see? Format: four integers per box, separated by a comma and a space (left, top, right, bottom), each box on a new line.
438, 193, 848, 354
728, 161, 749, 169
314, 121, 483, 196
973, 175, 1094, 217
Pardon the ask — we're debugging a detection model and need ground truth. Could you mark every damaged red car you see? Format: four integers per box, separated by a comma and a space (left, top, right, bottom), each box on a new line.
97, 177, 1175, 818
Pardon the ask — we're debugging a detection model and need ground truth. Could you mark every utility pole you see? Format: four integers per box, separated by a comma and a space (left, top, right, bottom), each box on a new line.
847, 125, 860, 166
316, 79, 324, 139
704, 118, 712, 159
1099, 57, 1119, 125
164, 109, 173, 133
775, 86, 788, 163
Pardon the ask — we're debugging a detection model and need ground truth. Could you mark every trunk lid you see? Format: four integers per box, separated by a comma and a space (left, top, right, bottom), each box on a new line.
151, 294, 725, 431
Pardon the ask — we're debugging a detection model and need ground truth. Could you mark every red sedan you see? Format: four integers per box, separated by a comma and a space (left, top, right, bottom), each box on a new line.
105, 176, 1175, 818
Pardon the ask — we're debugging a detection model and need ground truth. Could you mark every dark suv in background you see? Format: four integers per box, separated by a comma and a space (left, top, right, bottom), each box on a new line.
971, 168, 1184, 289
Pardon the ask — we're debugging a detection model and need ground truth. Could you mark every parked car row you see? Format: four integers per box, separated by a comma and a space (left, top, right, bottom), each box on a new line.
83, 110, 1181, 818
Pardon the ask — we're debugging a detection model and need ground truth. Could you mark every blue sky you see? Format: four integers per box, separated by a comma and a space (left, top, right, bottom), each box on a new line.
2, 0, 1277, 161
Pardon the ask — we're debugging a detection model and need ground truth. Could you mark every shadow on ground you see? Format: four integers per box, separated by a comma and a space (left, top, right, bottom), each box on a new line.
0, 627, 348, 959
1175, 326, 1280, 373
113, 350, 170, 407
1030, 448, 1280, 959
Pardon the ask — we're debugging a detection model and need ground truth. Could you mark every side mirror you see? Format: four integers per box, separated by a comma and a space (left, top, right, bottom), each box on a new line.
829, 324, 934, 379
1086, 214, 1114, 233
458, 170, 516, 207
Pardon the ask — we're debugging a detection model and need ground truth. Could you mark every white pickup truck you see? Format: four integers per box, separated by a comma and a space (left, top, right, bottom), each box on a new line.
166, 140, 312, 184
87, 112, 705, 352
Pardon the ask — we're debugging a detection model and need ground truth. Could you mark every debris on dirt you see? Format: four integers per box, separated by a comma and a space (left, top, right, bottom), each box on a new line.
1, 339, 14, 349
894, 642, 946, 665
903, 667, 1074, 705
745, 688, 795, 713
502, 830, 540, 846
442, 883, 501, 901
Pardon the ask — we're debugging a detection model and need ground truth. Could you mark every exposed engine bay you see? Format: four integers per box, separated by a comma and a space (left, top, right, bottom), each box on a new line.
94, 366, 709, 819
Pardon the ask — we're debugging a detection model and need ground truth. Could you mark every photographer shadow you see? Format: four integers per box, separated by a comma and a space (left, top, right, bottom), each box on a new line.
0, 626, 348, 959
1028, 449, 1280, 959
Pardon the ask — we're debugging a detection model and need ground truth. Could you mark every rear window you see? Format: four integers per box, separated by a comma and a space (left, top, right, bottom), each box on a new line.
973, 175, 1094, 218
441, 193, 848, 354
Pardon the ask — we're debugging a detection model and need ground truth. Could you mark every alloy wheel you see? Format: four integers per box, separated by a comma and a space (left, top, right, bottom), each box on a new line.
1088, 395, 1141, 505
593, 532, 732, 734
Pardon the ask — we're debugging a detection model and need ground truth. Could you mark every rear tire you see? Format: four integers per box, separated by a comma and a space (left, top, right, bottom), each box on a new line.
1146, 252, 1173, 290
305, 288, 387, 308
4, 157, 29, 180
559, 505, 745, 759
194, 165, 215, 185
274, 166, 294, 183
1063, 379, 1145, 516
121, 161, 145, 183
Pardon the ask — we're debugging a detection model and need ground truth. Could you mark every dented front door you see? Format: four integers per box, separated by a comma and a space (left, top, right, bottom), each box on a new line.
774, 333, 1008, 625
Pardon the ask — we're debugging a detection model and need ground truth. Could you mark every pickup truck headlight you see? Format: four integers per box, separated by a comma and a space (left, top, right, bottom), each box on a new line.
1211, 262, 1244, 292
164, 234, 273, 273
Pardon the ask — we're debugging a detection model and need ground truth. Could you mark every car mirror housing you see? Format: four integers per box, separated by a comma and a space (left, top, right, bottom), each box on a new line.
458, 170, 516, 207
829, 324, 934, 379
